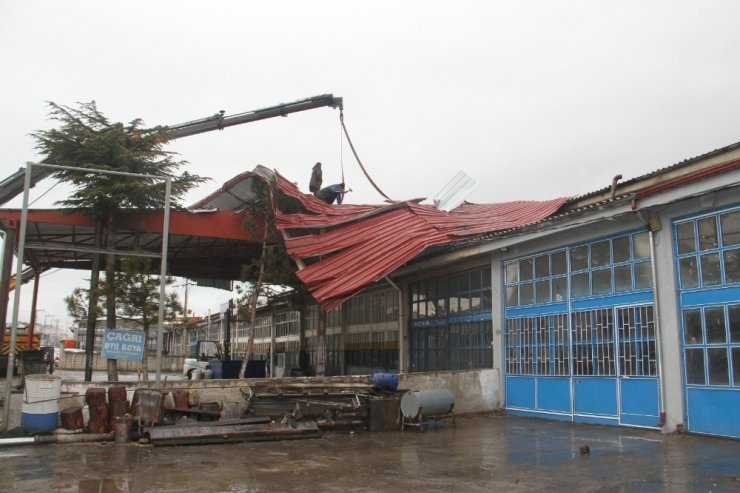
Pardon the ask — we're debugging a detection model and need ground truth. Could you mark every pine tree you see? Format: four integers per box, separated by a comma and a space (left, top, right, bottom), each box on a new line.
33, 101, 207, 380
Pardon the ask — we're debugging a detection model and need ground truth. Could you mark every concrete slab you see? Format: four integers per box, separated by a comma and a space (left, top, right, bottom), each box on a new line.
0, 414, 738, 492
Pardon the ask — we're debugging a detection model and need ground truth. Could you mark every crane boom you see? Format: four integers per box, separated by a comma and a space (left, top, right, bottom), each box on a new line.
166, 94, 343, 139
0, 94, 343, 206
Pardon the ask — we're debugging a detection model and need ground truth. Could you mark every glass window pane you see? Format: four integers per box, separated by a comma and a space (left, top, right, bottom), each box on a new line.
436, 298, 446, 317
591, 241, 611, 267
707, 348, 729, 385
482, 268, 491, 288
459, 273, 469, 293
685, 348, 706, 385
635, 261, 653, 289
724, 249, 740, 284
729, 305, 740, 343
677, 222, 696, 254
505, 262, 518, 284
481, 291, 492, 311
520, 283, 533, 305
613, 236, 631, 263
679, 257, 699, 289
448, 294, 459, 314
570, 246, 588, 271
683, 309, 703, 345
721, 210, 740, 247
552, 277, 568, 301
470, 271, 481, 291
733, 348, 740, 386
535, 255, 549, 278
700, 253, 722, 286
551, 251, 567, 275
698, 217, 718, 251
459, 295, 470, 313
506, 286, 518, 307
705, 307, 727, 343
519, 259, 533, 281
633, 232, 651, 259
571, 273, 589, 298
535, 280, 551, 304
615, 265, 632, 292
592, 269, 612, 295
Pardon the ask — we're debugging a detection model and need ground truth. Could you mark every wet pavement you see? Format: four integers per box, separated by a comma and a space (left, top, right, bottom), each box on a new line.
0, 414, 738, 492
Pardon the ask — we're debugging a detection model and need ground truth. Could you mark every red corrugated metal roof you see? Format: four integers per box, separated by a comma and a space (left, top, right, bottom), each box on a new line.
271, 172, 569, 311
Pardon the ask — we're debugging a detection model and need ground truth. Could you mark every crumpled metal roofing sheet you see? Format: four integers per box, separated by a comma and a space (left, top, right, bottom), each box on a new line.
271, 172, 568, 311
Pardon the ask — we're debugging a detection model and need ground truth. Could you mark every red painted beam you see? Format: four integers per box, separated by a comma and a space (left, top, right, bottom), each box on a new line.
0, 209, 264, 241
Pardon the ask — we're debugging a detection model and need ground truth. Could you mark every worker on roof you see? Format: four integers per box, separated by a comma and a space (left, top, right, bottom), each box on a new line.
316, 183, 347, 205
309, 162, 322, 194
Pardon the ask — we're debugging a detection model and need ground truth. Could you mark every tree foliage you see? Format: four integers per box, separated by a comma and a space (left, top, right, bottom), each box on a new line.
64, 286, 104, 326
114, 256, 182, 380
31, 101, 208, 219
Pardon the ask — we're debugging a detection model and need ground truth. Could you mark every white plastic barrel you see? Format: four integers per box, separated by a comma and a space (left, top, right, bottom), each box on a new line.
21, 374, 62, 431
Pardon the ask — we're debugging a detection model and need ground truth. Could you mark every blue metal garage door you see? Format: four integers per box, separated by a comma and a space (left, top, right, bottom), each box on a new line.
504, 233, 660, 428
675, 207, 740, 438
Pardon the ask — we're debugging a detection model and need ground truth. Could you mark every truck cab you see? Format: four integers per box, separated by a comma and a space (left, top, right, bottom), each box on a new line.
182, 340, 221, 378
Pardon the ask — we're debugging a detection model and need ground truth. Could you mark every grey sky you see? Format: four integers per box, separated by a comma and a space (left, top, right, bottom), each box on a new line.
2, 1, 740, 330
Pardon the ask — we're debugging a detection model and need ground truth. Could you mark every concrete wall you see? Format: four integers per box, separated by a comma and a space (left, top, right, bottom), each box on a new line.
59, 351, 184, 373
399, 369, 500, 414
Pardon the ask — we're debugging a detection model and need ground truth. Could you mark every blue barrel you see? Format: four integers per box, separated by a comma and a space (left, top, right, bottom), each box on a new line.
371, 373, 399, 391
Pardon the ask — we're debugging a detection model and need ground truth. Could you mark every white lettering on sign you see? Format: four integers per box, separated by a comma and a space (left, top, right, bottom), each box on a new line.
104, 331, 144, 343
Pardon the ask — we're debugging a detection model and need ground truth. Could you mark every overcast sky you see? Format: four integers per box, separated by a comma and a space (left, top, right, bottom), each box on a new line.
2, 0, 740, 333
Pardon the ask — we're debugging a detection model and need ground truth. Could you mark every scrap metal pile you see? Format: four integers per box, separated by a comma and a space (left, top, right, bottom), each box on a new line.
43, 374, 401, 446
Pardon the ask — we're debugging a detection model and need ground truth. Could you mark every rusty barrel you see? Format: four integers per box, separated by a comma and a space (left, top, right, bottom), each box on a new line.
113, 415, 133, 443
108, 386, 128, 403
88, 403, 109, 433
60, 406, 84, 430
85, 388, 107, 406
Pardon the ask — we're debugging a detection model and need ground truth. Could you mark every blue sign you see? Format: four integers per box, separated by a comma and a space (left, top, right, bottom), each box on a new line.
101, 329, 146, 361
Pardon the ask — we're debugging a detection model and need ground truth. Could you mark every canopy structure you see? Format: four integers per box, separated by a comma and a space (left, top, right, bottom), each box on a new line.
0, 208, 265, 287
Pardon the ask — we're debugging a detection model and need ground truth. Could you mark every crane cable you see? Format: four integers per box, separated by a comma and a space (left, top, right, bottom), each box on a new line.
339, 111, 393, 202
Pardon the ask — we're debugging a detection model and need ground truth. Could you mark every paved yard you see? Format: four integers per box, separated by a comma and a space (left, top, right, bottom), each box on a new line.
0, 414, 738, 492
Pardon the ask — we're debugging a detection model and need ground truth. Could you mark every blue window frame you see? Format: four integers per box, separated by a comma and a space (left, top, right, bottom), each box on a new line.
676, 207, 740, 389
506, 314, 569, 376
408, 267, 492, 372
504, 230, 656, 380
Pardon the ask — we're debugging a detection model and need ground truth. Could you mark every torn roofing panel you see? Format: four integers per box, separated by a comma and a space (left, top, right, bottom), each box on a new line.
270, 171, 569, 311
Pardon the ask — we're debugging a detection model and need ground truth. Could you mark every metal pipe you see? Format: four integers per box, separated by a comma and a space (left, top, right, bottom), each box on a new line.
384, 276, 404, 373
610, 174, 623, 200
648, 227, 667, 427
2, 163, 32, 432
635, 210, 667, 427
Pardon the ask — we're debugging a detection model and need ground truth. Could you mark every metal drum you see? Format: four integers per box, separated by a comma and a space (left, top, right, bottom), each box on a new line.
21, 374, 62, 431
400, 389, 454, 419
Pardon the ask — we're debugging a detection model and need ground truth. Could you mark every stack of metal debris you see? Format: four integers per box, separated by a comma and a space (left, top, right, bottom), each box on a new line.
247, 375, 379, 430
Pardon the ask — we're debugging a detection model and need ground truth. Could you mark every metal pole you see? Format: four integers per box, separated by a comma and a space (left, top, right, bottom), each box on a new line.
0, 229, 16, 344
27, 272, 41, 343
155, 178, 172, 391
385, 276, 404, 373
2, 163, 31, 432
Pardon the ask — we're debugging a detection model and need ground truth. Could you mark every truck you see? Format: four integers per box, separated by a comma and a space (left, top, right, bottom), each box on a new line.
183, 340, 266, 379
182, 340, 221, 378
0, 331, 46, 377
